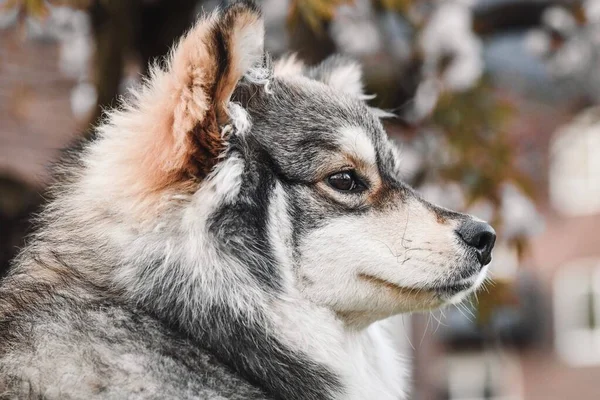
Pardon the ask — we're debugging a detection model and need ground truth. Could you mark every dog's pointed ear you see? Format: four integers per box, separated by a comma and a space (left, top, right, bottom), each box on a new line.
273, 54, 306, 77
305, 55, 395, 118
306, 56, 368, 100
134, 1, 265, 185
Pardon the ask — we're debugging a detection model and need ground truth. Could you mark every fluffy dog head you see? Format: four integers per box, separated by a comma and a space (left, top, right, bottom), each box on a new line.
69, 1, 494, 326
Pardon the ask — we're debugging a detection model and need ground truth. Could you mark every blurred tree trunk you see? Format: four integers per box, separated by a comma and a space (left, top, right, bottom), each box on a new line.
87, 0, 198, 139
136, 0, 199, 74
0, 176, 42, 278
88, 0, 136, 137
287, 18, 336, 64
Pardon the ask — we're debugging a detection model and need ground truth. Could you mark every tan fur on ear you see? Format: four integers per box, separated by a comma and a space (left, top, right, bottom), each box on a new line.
106, 1, 264, 201
166, 2, 264, 179
86, 3, 264, 223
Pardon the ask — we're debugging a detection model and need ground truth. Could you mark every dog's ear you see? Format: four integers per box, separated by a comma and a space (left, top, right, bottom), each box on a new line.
305, 55, 395, 118
273, 54, 306, 77
306, 56, 368, 100
130, 1, 265, 186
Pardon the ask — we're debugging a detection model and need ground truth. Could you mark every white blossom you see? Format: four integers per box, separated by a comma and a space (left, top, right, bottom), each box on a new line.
330, 0, 381, 56
543, 6, 578, 34
585, 0, 600, 22
525, 29, 551, 57
70, 82, 97, 120
419, 0, 483, 92
411, 78, 441, 120
420, 182, 466, 211
500, 183, 544, 239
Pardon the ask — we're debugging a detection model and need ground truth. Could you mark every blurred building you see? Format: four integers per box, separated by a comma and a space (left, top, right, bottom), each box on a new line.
409, 22, 600, 400
414, 106, 600, 400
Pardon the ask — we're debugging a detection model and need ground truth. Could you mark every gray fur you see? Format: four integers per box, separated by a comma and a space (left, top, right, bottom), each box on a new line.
0, 286, 268, 399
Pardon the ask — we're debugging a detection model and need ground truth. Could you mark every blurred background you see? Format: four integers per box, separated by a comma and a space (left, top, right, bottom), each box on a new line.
1, 0, 599, 398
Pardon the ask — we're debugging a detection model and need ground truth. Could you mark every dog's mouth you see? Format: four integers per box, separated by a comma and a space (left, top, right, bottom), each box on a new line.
358, 273, 479, 299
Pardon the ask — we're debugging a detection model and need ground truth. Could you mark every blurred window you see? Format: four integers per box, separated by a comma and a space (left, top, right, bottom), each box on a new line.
438, 352, 523, 400
550, 109, 600, 216
554, 260, 600, 366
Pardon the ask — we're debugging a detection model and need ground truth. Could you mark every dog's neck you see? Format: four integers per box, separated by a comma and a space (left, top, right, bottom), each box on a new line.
115, 252, 407, 400
109, 227, 407, 400
271, 292, 408, 400
133, 273, 407, 400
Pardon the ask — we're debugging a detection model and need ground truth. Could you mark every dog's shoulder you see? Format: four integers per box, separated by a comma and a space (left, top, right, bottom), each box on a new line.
0, 269, 270, 400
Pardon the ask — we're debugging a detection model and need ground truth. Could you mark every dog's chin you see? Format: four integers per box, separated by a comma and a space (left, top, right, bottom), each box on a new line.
435, 265, 489, 305
358, 265, 489, 311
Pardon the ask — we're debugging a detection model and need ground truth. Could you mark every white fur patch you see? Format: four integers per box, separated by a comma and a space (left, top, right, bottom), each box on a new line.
369, 107, 396, 119
271, 292, 407, 400
266, 181, 294, 287
233, 18, 264, 76
325, 62, 365, 98
226, 102, 252, 137
273, 54, 305, 77
337, 126, 377, 165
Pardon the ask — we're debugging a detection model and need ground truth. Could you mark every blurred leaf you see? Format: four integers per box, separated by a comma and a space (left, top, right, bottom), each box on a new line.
288, 0, 354, 34
1, 0, 49, 18
52, 0, 91, 8
508, 235, 529, 260
1, 0, 91, 19
431, 81, 535, 227
571, 4, 587, 25
376, 0, 412, 13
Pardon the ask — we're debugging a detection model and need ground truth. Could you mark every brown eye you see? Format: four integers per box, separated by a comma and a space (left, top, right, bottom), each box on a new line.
327, 171, 365, 193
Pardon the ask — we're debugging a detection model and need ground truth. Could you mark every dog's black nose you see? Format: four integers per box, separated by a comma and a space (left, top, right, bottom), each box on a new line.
456, 219, 496, 266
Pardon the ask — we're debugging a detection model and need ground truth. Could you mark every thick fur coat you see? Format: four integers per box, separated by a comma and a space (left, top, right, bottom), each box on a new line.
0, 2, 494, 399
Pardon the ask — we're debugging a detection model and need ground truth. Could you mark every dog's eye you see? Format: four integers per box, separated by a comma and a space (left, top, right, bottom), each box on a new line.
327, 171, 365, 193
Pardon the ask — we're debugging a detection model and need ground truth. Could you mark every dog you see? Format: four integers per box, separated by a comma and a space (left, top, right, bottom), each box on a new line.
0, 2, 495, 399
